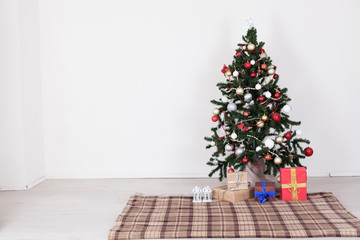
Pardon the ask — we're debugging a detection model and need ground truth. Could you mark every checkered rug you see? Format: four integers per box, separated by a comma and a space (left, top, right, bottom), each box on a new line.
109, 192, 360, 239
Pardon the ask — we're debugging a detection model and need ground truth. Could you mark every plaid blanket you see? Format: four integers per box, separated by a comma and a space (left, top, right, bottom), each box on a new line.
109, 192, 360, 239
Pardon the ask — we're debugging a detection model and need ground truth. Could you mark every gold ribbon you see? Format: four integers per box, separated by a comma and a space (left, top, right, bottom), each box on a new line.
280, 168, 306, 200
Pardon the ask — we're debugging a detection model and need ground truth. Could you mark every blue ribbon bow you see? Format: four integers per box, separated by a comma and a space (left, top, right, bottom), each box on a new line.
254, 182, 276, 204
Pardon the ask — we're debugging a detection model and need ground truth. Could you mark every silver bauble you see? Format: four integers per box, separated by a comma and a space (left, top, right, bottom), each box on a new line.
213, 108, 220, 116
264, 91, 271, 98
282, 104, 291, 113
230, 132, 237, 139
267, 68, 276, 75
256, 146, 262, 152
221, 96, 228, 102
236, 87, 244, 95
264, 138, 274, 149
235, 147, 244, 156
255, 83, 262, 90
233, 70, 239, 77
250, 60, 256, 65
240, 144, 245, 148
225, 144, 233, 151
227, 102, 237, 112
275, 136, 284, 144
274, 156, 282, 165
244, 93, 252, 102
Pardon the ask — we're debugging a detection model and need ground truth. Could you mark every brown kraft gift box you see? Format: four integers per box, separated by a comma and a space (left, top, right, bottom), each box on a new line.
227, 171, 248, 190
212, 185, 254, 203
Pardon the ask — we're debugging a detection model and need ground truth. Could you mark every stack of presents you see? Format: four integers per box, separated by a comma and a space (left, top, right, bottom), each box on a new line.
213, 167, 307, 203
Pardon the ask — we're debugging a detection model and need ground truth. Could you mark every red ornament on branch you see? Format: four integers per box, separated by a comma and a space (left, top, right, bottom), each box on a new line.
244, 62, 251, 69
236, 52, 242, 57
304, 147, 313, 157
273, 74, 278, 79
221, 64, 229, 74
272, 113, 281, 122
274, 92, 281, 99
284, 132, 292, 139
242, 157, 248, 164
227, 168, 235, 173
250, 72, 256, 78
260, 49, 265, 53
211, 115, 218, 122
258, 96, 265, 102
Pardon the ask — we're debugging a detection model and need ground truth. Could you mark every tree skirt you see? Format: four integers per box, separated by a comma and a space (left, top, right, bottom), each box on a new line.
109, 192, 360, 239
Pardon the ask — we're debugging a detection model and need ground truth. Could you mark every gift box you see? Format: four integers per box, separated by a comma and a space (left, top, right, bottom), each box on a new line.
254, 182, 276, 203
227, 171, 248, 190
280, 167, 307, 201
212, 185, 254, 203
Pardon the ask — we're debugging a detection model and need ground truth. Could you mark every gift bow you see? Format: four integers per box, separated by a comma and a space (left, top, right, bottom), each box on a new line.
280, 168, 307, 201
254, 182, 275, 204
228, 171, 248, 191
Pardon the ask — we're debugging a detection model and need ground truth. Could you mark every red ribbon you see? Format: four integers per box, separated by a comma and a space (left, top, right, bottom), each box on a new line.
221, 64, 229, 74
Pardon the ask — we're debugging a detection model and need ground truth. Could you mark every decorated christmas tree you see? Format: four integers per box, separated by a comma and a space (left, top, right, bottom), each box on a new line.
204, 26, 313, 181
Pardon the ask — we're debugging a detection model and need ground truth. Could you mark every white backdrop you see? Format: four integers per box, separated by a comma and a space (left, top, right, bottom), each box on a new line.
3, 0, 359, 185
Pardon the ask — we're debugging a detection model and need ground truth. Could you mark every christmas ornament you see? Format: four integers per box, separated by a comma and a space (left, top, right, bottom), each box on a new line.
257, 67, 261, 75
227, 102, 237, 112
243, 111, 250, 117
247, 43, 256, 51
271, 113, 281, 122
276, 175, 280, 182
274, 156, 282, 165
284, 132, 292, 139
240, 143, 245, 148
242, 157, 248, 163
210, 141, 216, 146
261, 115, 268, 121
260, 49, 265, 53
244, 62, 251, 69
274, 92, 281, 99
304, 147, 313, 156
227, 168, 234, 173
256, 146, 262, 152
250, 72, 256, 78
236, 87, 244, 95
275, 135, 284, 144
235, 52, 242, 57
249, 100, 254, 106
265, 153, 272, 161
230, 132, 237, 139
296, 129, 302, 135
235, 147, 244, 156
213, 108, 220, 116
225, 144, 233, 151
289, 154, 294, 160
221, 64, 229, 74
264, 138, 274, 149
250, 60, 256, 65
211, 115, 218, 122
258, 96, 265, 101
260, 52, 268, 59
225, 70, 232, 77
264, 91, 271, 98
233, 70, 239, 77
256, 120, 265, 128
221, 96, 228, 102
244, 93, 252, 102
255, 83, 262, 90
260, 63, 267, 70
213, 159, 219, 165
282, 104, 291, 113
273, 74, 278, 79
267, 68, 275, 75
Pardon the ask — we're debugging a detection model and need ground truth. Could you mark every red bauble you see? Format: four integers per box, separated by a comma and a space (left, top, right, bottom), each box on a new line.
258, 96, 265, 101
243, 111, 250, 117
274, 92, 281, 99
250, 72, 256, 78
242, 157, 248, 164
211, 115, 218, 122
236, 52, 242, 57
273, 74, 278, 79
260, 49, 265, 53
272, 113, 281, 122
264, 153, 272, 161
244, 62, 251, 69
304, 147, 313, 157
284, 132, 292, 139
227, 168, 235, 173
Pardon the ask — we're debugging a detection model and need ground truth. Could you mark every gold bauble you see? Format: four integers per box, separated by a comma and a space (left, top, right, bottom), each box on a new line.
261, 115, 268, 121
276, 175, 281, 182
275, 136, 284, 144
289, 154, 294, 160
260, 52, 268, 59
225, 70, 232, 76
236, 87, 244, 95
256, 120, 265, 128
213, 108, 220, 116
267, 68, 276, 75
274, 156, 282, 165
247, 43, 256, 51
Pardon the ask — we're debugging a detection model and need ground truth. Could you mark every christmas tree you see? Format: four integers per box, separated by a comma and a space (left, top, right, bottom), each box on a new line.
204, 27, 313, 181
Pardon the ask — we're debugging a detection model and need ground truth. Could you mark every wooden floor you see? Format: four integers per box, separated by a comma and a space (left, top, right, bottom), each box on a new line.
0, 177, 359, 240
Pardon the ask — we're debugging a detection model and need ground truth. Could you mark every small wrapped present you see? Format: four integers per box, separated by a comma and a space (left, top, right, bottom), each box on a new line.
280, 167, 307, 201
212, 185, 254, 203
254, 182, 276, 203
227, 171, 248, 190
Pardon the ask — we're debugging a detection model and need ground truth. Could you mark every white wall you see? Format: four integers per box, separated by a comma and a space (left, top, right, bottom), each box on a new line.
0, 0, 45, 189
27, 0, 360, 178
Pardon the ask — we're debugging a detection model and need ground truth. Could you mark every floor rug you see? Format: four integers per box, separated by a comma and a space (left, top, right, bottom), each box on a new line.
109, 192, 360, 239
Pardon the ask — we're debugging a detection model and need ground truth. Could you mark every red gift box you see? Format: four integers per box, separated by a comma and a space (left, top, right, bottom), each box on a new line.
280, 167, 307, 201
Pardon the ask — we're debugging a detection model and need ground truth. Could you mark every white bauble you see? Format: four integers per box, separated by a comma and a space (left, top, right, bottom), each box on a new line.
213, 108, 220, 116
221, 96, 228, 102
267, 68, 276, 75
264, 91, 271, 98
210, 141, 216, 146
227, 102, 237, 112
296, 130, 302, 135
230, 132, 237, 139
256, 146, 262, 152
255, 83, 262, 90
240, 143, 245, 148
282, 104, 291, 113
264, 138, 275, 149
244, 93, 252, 102
235, 147, 244, 156
233, 70, 239, 77
225, 144, 233, 151
260, 52, 268, 59
213, 159, 219, 165
250, 60, 256, 65
249, 100, 254, 106
243, 103, 250, 109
